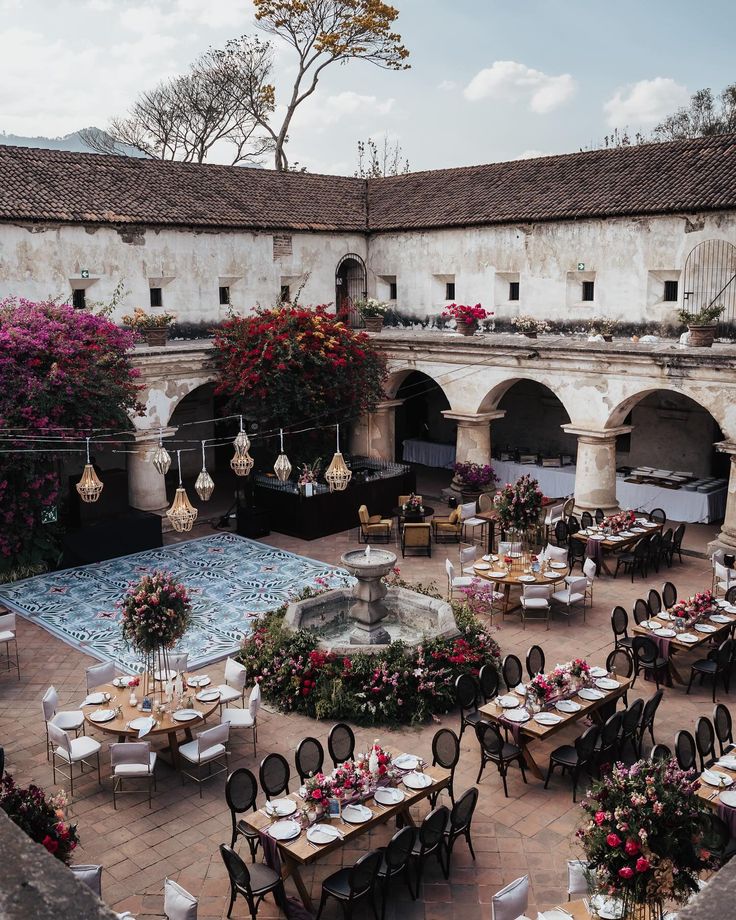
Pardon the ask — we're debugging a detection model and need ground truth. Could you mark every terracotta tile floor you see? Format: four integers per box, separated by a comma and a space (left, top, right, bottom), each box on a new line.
0, 520, 722, 919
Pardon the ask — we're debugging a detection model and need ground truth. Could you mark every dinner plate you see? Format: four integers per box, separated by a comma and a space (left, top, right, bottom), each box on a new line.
266, 798, 297, 817
678, 633, 698, 643
724, 604, 736, 614
374, 786, 405, 806
489, 571, 507, 578
608, 536, 624, 542
550, 562, 567, 569
589, 666, 607, 678
128, 717, 154, 731
196, 689, 221, 702
474, 562, 491, 571
556, 699, 581, 714
403, 771, 433, 790
154, 669, 176, 681
89, 709, 117, 723
508, 552, 522, 559
578, 687, 605, 701
590, 895, 624, 920
701, 770, 734, 788
632, 528, 646, 534
658, 611, 673, 621
497, 695, 519, 709
482, 555, 492, 562
716, 757, 736, 771
504, 708, 530, 723
268, 819, 301, 841
307, 824, 342, 845
172, 709, 200, 722
187, 676, 211, 688
618, 531, 635, 538
543, 572, 560, 579
589, 534, 606, 541
658, 628, 677, 638
394, 754, 419, 771
595, 678, 621, 691
719, 790, 736, 808
342, 804, 373, 824
643, 522, 659, 528
85, 691, 109, 705
534, 712, 562, 726
641, 620, 662, 630
711, 614, 732, 624
695, 623, 717, 633
518, 574, 536, 582
514, 683, 527, 694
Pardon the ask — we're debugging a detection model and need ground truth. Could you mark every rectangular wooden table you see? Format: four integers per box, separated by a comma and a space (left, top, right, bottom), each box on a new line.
570, 520, 663, 576
695, 755, 736, 814
479, 673, 633, 779
241, 763, 450, 910
631, 604, 736, 684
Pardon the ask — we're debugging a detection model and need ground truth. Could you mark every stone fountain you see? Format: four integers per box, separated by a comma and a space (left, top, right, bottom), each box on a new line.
284, 544, 459, 654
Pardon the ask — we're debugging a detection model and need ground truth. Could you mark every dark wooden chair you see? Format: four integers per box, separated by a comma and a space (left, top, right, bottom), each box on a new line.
475, 720, 527, 797
687, 638, 733, 704
316, 849, 383, 920
455, 673, 481, 739
377, 827, 415, 918
441, 786, 479, 878
295, 736, 325, 783
430, 728, 460, 806
259, 753, 290, 799
632, 636, 668, 690
526, 644, 545, 679
544, 724, 600, 802
225, 768, 260, 861
220, 843, 287, 920
637, 689, 664, 756
328, 722, 355, 767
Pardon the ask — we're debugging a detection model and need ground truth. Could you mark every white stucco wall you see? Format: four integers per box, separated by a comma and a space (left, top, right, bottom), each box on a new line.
0, 222, 367, 323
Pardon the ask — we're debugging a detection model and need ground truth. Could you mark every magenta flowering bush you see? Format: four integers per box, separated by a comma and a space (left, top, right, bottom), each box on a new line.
453, 461, 498, 490
119, 570, 192, 654
0, 299, 142, 567
1, 773, 79, 864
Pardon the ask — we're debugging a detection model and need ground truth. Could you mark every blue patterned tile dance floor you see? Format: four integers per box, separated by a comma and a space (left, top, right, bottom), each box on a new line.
0, 534, 348, 673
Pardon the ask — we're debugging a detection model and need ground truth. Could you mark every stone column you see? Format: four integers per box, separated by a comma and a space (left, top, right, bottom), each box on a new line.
351, 399, 404, 461
127, 428, 176, 512
562, 425, 633, 515
441, 410, 506, 496
710, 442, 736, 554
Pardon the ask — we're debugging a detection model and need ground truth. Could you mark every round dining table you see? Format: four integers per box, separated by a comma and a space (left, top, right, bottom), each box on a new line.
472, 555, 569, 614
82, 681, 221, 769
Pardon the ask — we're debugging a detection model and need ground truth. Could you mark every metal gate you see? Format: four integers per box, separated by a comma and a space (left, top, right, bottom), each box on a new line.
682, 239, 736, 333
335, 253, 367, 327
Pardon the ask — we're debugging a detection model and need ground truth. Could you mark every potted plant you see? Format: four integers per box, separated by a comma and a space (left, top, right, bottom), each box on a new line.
678, 302, 724, 347
589, 315, 618, 342
298, 460, 321, 496
122, 307, 176, 346
451, 461, 498, 501
356, 298, 388, 333
442, 303, 491, 336
511, 315, 551, 338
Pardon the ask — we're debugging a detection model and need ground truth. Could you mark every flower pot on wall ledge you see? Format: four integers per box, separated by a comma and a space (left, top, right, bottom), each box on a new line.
143, 327, 168, 346
523, 331, 537, 339
363, 316, 384, 333
602, 334, 613, 342
687, 324, 716, 347
456, 321, 478, 337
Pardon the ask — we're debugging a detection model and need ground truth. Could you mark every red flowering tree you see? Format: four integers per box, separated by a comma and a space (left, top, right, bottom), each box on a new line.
0, 299, 142, 570
212, 305, 387, 431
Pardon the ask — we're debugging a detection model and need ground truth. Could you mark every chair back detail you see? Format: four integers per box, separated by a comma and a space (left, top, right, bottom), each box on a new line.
479, 664, 500, 701
224, 658, 247, 690
491, 875, 529, 920
48, 721, 72, 756
111, 742, 151, 771
296, 737, 325, 781
328, 722, 355, 766
42, 686, 58, 721
675, 730, 697, 771
259, 752, 290, 797
526, 645, 545, 678
198, 722, 229, 756
86, 661, 115, 691
502, 655, 523, 690
225, 767, 258, 814
662, 581, 677, 609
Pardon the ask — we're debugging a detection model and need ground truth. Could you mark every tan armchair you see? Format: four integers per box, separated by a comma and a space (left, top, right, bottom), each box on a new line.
358, 505, 392, 543
401, 523, 431, 558
431, 506, 462, 543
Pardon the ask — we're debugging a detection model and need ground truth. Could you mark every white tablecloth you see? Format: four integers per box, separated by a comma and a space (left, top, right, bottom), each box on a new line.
491, 459, 726, 524
402, 439, 456, 469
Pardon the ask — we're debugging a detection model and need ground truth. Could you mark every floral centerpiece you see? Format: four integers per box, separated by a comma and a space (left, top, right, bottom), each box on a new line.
494, 474, 544, 533
569, 658, 591, 680
603, 510, 637, 533
402, 493, 424, 513
304, 771, 334, 806
577, 759, 712, 917
1, 774, 79, 864
526, 659, 592, 710
669, 589, 714, 625
298, 461, 321, 496
442, 302, 491, 336
452, 461, 498, 499
528, 672, 554, 707
119, 570, 192, 695
511, 315, 551, 337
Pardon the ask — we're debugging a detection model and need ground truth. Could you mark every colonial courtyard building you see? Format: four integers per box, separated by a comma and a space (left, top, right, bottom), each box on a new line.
1, 136, 736, 553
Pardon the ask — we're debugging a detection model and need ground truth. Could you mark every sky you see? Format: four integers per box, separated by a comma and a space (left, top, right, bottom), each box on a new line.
0, 0, 734, 175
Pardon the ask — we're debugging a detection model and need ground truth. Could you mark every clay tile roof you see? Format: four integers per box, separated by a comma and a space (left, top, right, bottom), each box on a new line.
1, 134, 736, 233
0, 145, 368, 232
366, 134, 736, 231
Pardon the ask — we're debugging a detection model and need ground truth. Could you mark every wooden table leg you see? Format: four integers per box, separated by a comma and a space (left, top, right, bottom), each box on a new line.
519, 741, 545, 780
283, 856, 314, 911
667, 651, 686, 685
167, 730, 182, 769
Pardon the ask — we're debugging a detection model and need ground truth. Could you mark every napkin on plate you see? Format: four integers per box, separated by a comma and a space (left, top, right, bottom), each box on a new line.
136, 717, 155, 739
79, 694, 106, 708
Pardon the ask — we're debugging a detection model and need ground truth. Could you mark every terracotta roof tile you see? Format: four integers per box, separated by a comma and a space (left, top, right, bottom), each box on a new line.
1, 135, 736, 233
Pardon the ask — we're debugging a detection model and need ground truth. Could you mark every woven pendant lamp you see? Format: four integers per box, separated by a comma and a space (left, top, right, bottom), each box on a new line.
166, 451, 198, 533
231, 415, 254, 477
76, 438, 104, 503
194, 441, 215, 501
273, 428, 292, 482
151, 428, 171, 475
325, 424, 352, 492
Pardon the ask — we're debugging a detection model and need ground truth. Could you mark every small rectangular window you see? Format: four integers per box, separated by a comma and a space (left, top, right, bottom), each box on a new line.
149, 287, 163, 308
445, 281, 455, 300
280, 285, 290, 302
72, 289, 86, 309
582, 280, 595, 302
664, 280, 678, 302
219, 286, 230, 305
509, 281, 520, 301
389, 281, 397, 300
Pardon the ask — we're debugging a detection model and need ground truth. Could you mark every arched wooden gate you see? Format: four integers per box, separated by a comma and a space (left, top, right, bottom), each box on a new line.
335, 253, 367, 326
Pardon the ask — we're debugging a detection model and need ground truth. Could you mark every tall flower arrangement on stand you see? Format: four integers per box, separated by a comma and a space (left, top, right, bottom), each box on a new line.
577, 759, 712, 916
494, 474, 544, 531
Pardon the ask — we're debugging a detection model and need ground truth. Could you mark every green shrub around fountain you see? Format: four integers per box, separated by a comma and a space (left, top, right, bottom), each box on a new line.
239, 575, 501, 726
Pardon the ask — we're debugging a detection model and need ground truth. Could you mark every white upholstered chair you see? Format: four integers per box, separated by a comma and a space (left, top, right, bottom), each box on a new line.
714, 561, 736, 597
156, 652, 189, 681
0, 611, 20, 679
567, 859, 590, 899
164, 877, 198, 920
42, 685, 85, 760
498, 540, 523, 556
48, 721, 102, 797
491, 875, 529, 920
543, 544, 568, 564
552, 576, 588, 622
70, 864, 103, 897
461, 501, 487, 544
216, 658, 248, 711
111, 741, 157, 808
520, 585, 552, 630
459, 543, 478, 575
446, 558, 472, 600
222, 683, 262, 756
85, 660, 115, 692
179, 722, 230, 796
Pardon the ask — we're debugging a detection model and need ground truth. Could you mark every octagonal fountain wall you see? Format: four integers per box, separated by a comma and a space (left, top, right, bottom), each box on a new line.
283, 546, 459, 655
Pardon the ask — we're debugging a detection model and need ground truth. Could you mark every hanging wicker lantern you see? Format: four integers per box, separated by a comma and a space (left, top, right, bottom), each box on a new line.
166, 486, 198, 532
195, 441, 215, 501
325, 450, 352, 492
273, 429, 291, 482
76, 463, 104, 503
233, 429, 251, 453
231, 448, 254, 477
152, 444, 171, 476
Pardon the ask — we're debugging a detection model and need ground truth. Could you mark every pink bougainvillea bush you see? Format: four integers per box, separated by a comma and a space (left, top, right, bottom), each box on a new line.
0, 299, 141, 568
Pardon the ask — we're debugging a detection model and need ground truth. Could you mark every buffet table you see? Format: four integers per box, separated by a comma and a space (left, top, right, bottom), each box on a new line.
401, 439, 456, 469
491, 459, 726, 524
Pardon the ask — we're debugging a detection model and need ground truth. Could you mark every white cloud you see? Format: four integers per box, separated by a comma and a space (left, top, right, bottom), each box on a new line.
604, 77, 689, 127
303, 92, 395, 130
463, 60, 576, 113
119, 0, 251, 33
438, 80, 457, 92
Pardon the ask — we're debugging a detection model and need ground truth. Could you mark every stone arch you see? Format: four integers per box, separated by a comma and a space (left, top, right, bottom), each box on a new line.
134, 374, 218, 432
476, 374, 577, 421
384, 366, 452, 405
604, 385, 729, 434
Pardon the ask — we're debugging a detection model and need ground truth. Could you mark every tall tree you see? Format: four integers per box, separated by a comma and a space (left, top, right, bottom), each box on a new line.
82, 37, 275, 165
254, 0, 410, 170
355, 134, 409, 177
653, 84, 736, 141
